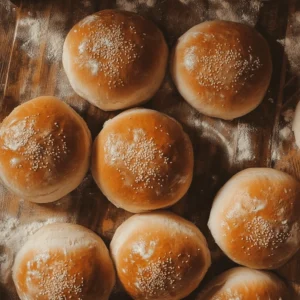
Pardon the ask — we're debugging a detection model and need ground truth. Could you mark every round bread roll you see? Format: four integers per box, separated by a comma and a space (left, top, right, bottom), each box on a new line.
63, 9, 168, 111
196, 267, 290, 299
171, 20, 272, 120
0, 96, 91, 203
13, 223, 115, 300
208, 168, 300, 269
91, 108, 194, 213
110, 211, 211, 300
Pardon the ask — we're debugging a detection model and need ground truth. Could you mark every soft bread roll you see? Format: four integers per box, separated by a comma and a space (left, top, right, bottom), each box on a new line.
110, 211, 211, 300
171, 20, 272, 120
91, 108, 194, 213
63, 9, 168, 111
196, 267, 290, 299
13, 223, 115, 300
0, 96, 91, 203
208, 168, 300, 269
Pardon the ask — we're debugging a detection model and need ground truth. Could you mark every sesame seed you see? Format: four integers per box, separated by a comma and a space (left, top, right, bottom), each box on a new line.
104, 128, 171, 191
76, 18, 141, 88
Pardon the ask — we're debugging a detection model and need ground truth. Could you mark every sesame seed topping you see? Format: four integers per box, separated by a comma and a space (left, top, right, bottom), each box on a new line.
26, 252, 84, 299
104, 128, 171, 191
133, 256, 183, 297
184, 37, 262, 93
76, 16, 141, 88
243, 216, 291, 252
0, 116, 69, 172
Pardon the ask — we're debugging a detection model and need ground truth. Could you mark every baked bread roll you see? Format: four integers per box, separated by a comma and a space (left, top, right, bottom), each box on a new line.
13, 223, 115, 300
0, 96, 91, 203
196, 267, 290, 299
63, 9, 168, 111
208, 168, 300, 269
171, 20, 272, 120
91, 108, 194, 213
110, 211, 211, 300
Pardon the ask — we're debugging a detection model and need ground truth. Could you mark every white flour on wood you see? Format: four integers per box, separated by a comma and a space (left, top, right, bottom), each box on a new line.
208, 0, 262, 26
278, 12, 300, 75
0, 215, 67, 287
236, 124, 256, 162
17, 13, 65, 62
116, 0, 157, 12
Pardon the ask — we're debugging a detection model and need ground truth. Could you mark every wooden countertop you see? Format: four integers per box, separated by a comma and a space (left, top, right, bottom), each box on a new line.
0, 0, 300, 299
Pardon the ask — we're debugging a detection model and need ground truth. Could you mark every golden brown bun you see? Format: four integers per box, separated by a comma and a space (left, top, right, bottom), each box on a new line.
171, 20, 272, 120
208, 168, 300, 269
0, 96, 91, 203
91, 108, 194, 213
196, 267, 290, 299
12, 223, 115, 300
110, 211, 211, 300
63, 9, 168, 111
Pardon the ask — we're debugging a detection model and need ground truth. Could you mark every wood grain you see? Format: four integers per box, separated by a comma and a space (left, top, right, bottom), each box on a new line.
0, 0, 300, 299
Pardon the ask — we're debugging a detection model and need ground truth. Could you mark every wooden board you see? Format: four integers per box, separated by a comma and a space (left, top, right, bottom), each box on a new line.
0, 0, 300, 299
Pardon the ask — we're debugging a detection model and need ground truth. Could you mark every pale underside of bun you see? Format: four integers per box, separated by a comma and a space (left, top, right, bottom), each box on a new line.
92, 108, 194, 213
171, 20, 272, 120
110, 211, 211, 300
196, 267, 290, 299
63, 9, 168, 111
208, 168, 300, 269
0, 96, 91, 203
13, 223, 115, 300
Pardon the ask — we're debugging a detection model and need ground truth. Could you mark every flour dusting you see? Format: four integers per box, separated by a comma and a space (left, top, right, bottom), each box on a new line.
18, 17, 42, 58
17, 13, 65, 62
280, 12, 300, 75
208, 0, 262, 26
116, 0, 157, 12
236, 125, 256, 162
0, 215, 67, 287
282, 109, 295, 123
280, 126, 292, 139
81, 0, 92, 8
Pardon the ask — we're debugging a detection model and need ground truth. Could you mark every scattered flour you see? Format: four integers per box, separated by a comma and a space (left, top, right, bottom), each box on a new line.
81, 0, 92, 8
278, 12, 300, 75
279, 108, 294, 141
208, 0, 262, 26
17, 13, 65, 62
116, 0, 157, 12
280, 126, 292, 139
56, 69, 77, 99
236, 125, 256, 162
18, 17, 42, 59
282, 109, 295, 123
0, 0, 17, 12
0, 215, 66, 286
179, 0, 194, 4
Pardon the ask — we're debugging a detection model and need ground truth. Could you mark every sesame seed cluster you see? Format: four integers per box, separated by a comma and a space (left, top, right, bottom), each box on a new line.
76, 17, 144, 89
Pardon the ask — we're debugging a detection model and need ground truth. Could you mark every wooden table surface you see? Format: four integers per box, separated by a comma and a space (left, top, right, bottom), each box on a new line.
0, 0, 300, 299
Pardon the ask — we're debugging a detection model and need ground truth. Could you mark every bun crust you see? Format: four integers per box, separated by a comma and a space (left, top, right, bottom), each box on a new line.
91, 108, 194, 213
171, 20, 272, 120
110, 211, 211, 300
0, 96, 91, 203
196, 267, 290, 299
63, 9, 168, 111
208, 168, 300, 269
12, 223, 115, 300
